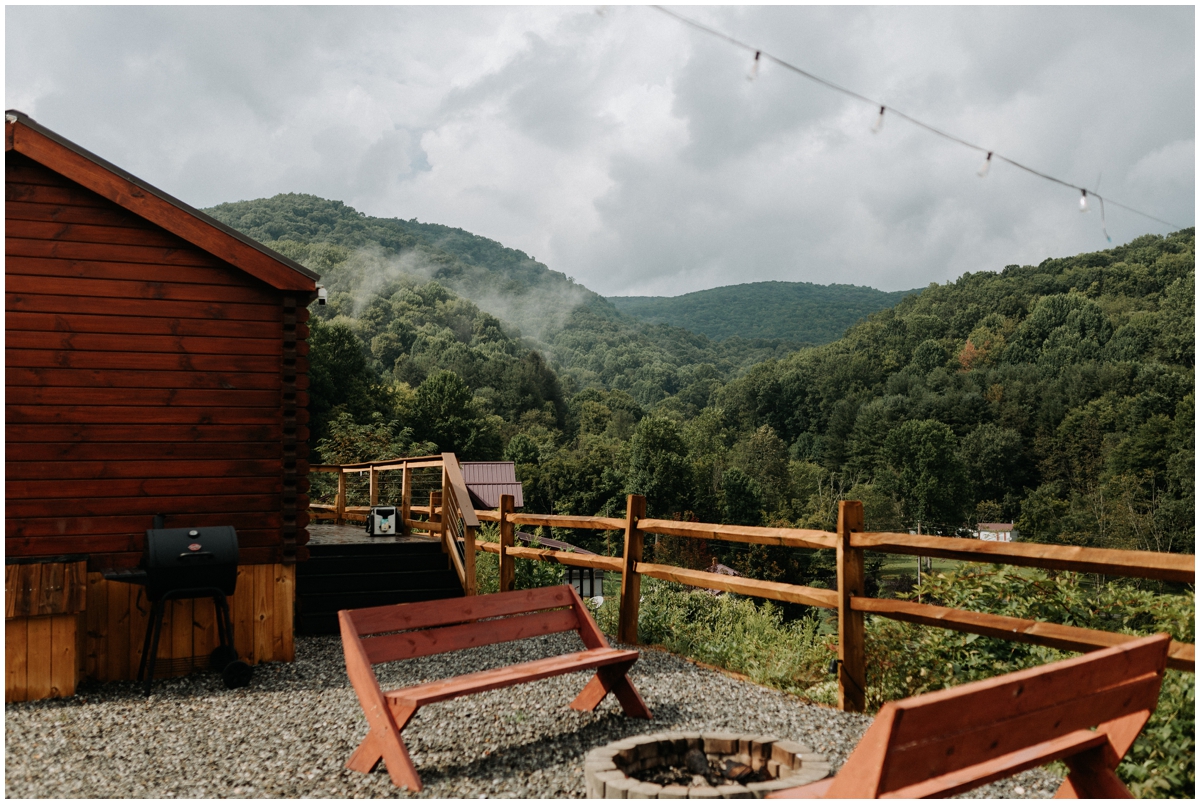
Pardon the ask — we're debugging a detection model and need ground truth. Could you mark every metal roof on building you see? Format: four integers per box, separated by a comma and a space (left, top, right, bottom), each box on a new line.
460, 461, 524, 509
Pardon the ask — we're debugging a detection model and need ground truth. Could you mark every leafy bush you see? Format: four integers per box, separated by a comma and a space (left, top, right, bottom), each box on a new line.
594, 581, 830, 696
866, 566, 1195, 798
471, 526, 563, 595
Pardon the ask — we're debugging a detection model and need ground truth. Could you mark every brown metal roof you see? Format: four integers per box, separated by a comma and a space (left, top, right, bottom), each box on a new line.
461, 462, 519, 484
460, 462, 524, 509
5, 110, 319, 292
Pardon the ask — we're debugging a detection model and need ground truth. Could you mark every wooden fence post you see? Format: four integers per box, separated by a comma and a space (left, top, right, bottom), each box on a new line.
400, 464, 412, 536
335, 469, 347, 526
369, 465, 379, 507
429, 491, 443, 552
463, 524, 477, 597
837, 499, 866, 713
499, 494, 516, 593
618, 494, 646, 645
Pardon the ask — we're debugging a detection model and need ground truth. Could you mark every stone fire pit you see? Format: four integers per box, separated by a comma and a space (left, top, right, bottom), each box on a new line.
584, 731, 831, 798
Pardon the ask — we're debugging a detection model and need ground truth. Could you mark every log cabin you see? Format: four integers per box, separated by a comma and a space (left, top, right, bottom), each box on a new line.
5, 110, 318, 700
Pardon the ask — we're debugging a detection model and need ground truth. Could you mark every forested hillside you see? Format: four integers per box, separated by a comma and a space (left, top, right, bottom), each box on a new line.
208, 194, 1193, 576
610, 281, 916, 343
207, 194, 805, 409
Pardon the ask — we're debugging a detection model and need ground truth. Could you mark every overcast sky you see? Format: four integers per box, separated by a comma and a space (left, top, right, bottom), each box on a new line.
6, 5, 1194, 296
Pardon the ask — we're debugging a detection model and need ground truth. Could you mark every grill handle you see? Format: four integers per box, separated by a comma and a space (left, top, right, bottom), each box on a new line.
178, 551, 217, 561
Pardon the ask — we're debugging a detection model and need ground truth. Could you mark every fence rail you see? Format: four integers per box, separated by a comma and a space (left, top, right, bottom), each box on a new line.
467, 494, 1196, 714
852, 531, 1192, 582
310, 458, 1196, 712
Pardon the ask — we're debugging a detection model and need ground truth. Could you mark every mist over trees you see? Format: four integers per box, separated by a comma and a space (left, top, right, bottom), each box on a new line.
208, 195, 1194, 584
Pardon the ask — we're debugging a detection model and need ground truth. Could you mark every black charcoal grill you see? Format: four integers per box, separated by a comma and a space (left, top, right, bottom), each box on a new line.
104, 518, 252, 695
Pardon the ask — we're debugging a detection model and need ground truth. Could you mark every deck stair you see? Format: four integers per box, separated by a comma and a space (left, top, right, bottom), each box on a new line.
296, 536, 463, 635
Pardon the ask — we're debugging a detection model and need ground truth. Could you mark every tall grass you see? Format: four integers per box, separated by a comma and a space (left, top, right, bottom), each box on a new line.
594, 580, 833, 697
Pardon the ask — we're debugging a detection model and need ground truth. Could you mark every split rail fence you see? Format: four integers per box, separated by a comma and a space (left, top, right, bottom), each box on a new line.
310, 456, 1195, 712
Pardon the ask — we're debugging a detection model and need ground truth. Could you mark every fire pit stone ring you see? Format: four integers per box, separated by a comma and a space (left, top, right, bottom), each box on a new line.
584, 731, 831, 798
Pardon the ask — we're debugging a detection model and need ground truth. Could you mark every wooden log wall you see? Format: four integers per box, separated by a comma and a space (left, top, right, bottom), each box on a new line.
280, 295, 311, 563
6, 561, 294, 701
5, 150, 304, 570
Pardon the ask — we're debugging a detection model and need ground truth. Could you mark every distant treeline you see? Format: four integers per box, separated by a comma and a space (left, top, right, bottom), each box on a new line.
610, 281, 917, 343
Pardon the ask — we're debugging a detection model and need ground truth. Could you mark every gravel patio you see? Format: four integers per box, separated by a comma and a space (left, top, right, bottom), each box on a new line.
5, 632, 1062, 798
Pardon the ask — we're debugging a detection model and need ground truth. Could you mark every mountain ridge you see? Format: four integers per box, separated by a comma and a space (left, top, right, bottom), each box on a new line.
609, 280, 919, 343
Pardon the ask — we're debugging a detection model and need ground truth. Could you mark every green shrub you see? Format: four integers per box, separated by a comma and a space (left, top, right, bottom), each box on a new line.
475, 524, 500, 595
472, 525, 563, 594
595, 581, 830, 696
866, 566, 1195, 798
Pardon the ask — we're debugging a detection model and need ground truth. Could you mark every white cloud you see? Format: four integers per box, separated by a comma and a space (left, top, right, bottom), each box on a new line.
6, 5, 1193, 298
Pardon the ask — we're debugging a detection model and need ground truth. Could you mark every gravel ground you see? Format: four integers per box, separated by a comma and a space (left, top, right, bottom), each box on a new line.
5, 633, 1062, 798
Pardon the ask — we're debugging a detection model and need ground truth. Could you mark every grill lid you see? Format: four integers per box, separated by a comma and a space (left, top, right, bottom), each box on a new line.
144, 525, 239, 600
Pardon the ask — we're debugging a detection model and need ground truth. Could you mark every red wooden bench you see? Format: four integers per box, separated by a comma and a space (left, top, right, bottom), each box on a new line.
769, 633, 1170, 798
339, 584, 652, 791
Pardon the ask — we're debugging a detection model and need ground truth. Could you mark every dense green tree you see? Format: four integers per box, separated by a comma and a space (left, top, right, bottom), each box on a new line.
316, 411, 435, 465
880, 419, 969, 533
411, 370, 503, 459
307, 318, 396, 451
721, 468, 764, 526
625, 417, 691, 517
959, 423, 1024, 510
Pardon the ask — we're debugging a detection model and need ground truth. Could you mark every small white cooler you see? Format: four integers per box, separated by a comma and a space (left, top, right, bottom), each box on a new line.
366, 506, 399, 536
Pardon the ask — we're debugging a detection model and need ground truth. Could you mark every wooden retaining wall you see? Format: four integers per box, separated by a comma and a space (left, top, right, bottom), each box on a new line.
6, 561, 294, 701
5, 560, 88, 701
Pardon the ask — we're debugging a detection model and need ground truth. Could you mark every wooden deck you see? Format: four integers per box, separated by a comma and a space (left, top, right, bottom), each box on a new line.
306, 523, 439, 547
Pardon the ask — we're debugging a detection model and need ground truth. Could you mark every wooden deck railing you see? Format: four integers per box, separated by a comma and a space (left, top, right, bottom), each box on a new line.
307, 458, 1195, 713
310, 456, 443, 531
309, 454, 477, 593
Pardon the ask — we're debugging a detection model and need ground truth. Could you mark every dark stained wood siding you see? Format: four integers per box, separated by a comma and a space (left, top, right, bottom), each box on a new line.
6, 151, 310, 570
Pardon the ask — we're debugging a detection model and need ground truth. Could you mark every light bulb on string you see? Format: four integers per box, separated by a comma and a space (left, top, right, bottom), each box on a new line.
871, 106, 886, 133
977, 152, 992, 178
747, 51, 761, 81
1079, 190, 1089, 213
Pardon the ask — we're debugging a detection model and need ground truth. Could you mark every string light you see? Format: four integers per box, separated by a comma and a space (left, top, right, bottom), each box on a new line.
747, 50, 760, 81
648, 5, 1187, 235
978, 151, 992, 178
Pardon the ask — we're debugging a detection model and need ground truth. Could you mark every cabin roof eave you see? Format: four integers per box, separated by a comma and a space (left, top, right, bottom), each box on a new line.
5, 109, 319, 293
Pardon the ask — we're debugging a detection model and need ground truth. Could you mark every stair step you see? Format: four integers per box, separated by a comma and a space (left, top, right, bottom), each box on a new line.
296, 554, 451, 576
306, 540, 445, 558
298, 570, 461, 594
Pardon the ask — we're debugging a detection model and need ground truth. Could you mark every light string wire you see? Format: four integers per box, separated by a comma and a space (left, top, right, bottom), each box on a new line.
651, 5, 1186, 232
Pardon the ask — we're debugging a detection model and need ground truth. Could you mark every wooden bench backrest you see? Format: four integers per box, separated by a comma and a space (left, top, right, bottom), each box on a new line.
834, 633, 1170, 797
342, 585, 608, 666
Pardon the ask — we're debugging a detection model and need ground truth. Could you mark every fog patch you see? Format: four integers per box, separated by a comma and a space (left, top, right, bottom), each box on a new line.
327, 244, 591, 346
